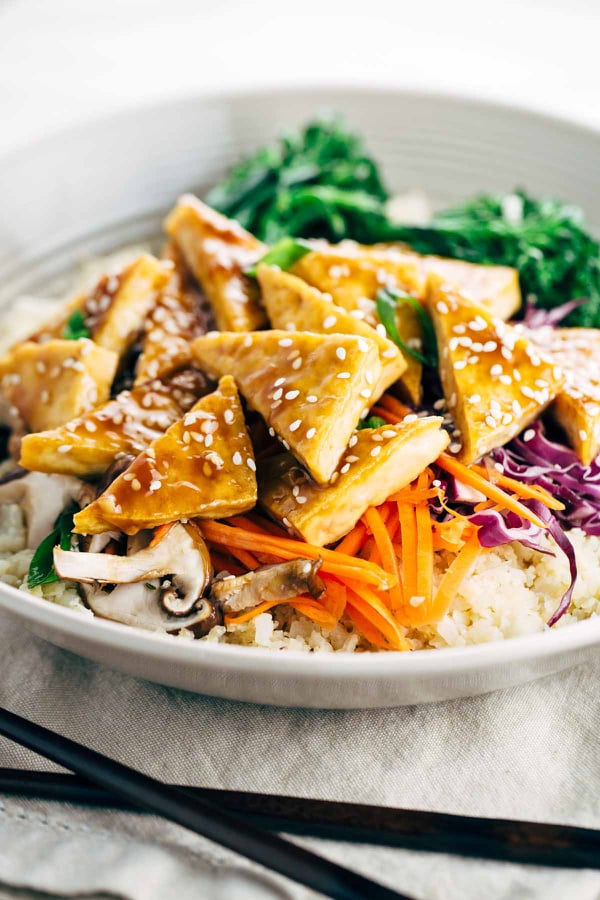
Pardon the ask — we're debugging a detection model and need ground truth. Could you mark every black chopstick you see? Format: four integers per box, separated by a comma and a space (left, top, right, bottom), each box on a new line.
0, 708, 407, 900
1, 769, 599, 871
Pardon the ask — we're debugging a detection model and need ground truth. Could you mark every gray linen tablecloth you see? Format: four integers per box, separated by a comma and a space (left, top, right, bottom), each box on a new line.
0, 608, 599, 900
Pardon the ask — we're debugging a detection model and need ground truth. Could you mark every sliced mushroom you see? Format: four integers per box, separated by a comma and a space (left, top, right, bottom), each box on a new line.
54, 521, 212, 616
212, 558, 325, 614
0, 471, 89, 548
79, 581, 221, 637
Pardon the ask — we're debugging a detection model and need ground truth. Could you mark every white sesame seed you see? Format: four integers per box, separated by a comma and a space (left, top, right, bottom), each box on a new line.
278, 337, 293, 347
436, 301, 449, 314
289, 419, 301, 432
345, 455, 359, 463
483, 341, 497, 352
340, 463, 350, 474
348, 435, 358, 447
291, 358, 303, 370
285, 389, 299, 400
205, 433, 213, 448
381, 430, 397, 439
131, 478, 141, 491
449, 442, 462, 453
410, 595, 426, 607
404, 413, 418, 423
282, 517, 291, 528
273, 388, 283, 400
243, 335, 253, 348
370, 446, 382, 457
247, 458, 256, 471
502, 413, 513, 426
57, 445, 72, 454
382, 347, 398, 358
85, 420, 97, 432
485, 415, 498, 429
494, 463, 505, 473
307, 395, 318, 403
224, 409, 234, 425
357, 337, 370, 352
337, 372, 351, 379
232, 451, 242, 465
323, 315, 337, 329
306, 427, 316, 439
296, 496, 307, 504
360, 388, 372, 399
149, 480, 161, 491
292, 485, 300, 496
375, 323, 387, 338
490, 364, 503, 376
432, 479, 441, 487
523, 429, 535, 442
499, 375, 512, 385
351, 309, 366, 320
336, 347, 347, 361
268, 427, 276, 437
281, 439, 290, 450
579, 429, 588, 441
521, 386, 535, 399
274, 377, 285, 388
453, 360, 467, 371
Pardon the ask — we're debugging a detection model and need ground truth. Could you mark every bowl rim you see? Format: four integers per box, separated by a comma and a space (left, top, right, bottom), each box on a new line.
2, 83, 600, 677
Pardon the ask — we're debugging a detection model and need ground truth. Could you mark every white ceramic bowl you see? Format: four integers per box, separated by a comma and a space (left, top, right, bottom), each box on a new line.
1, 87, 599, 709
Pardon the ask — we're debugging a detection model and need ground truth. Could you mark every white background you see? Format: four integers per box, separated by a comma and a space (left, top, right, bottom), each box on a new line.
0, 0, 598, 156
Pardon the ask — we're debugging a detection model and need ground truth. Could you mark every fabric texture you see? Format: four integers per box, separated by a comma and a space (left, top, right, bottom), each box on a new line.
0, 611, 599, 899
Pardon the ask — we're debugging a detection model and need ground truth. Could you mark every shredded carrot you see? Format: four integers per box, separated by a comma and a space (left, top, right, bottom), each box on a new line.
227, 547, 261, 570
208, 551, 246, 576
363, 507, 403, 610
198, 521, 395, 589
370, 405, 402, 425
432, 518, 473, 553
149, 522, 175, 547
406, 530, 483, 625
388, 487, 441, 504
345, 581, 411, 650
320, 577, 347, 621
473, 462, 565, 511
379, 394, 414, 420
397, 502, 418, 604
225, 596, 336, 629
436, 453, 547, 529
287, 598, 337, 628
415, 500, 434, 604
224, 599, 281, 625
335, 521, 367, 556
345, 602, 393, 650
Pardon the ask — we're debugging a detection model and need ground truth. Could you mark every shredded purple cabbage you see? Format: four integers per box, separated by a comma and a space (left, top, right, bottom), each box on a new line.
491, 422, 600, 536
524, 297, 586, 329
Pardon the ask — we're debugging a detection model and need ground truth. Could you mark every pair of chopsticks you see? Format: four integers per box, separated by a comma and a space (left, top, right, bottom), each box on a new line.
1, 768, 599, 870
0, 707, 407, 900
1, 710, 599, 898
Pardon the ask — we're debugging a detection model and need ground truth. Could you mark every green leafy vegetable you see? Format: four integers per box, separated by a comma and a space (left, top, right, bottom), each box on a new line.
206, 119, 389, 244
63, 309, 91, 341
358, 416, 387, 430
245, 237, 312, 278
209, 120, 600, 328
384, 191, 600, 328
27, 503, 78, 588
145, 582, 157, 590
376, 288, 438, 367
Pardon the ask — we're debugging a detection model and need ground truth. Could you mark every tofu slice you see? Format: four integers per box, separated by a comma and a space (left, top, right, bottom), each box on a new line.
192, 330, 381, 484
73, 376, 257, 535
292, 241, 521, 320
427, 278, 564, 464
164, 194, 267, 332
29, 255, 172, 356
91, 254, 172, 357
19, 376, 190, 477
259, 417, 449, 546
134, 244, 212, 385
0, 339, 118, 433
531, 327, 600, 464
256, 265, 406, 401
